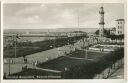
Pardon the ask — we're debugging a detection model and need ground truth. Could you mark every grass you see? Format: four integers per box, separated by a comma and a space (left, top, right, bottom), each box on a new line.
4, 36, 83, 58
37, 56, 90, 71
37, 48, 124, 79
7, 48, 124, 79
67, 49, 105, 59
63, 48, 124, 79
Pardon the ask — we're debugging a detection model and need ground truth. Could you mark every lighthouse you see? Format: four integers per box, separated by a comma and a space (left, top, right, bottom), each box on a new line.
99, 6, 105, 37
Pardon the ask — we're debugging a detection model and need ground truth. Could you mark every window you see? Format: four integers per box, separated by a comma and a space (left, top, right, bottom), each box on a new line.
118, 26, 119, 29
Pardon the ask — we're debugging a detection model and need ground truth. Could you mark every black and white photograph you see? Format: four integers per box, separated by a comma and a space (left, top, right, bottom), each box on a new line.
2, 2, 125, 79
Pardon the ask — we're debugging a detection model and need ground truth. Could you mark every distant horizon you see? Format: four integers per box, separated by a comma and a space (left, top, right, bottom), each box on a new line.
3, 27, 115, 30
4, 28, 100, 33
4, 27, 99, 30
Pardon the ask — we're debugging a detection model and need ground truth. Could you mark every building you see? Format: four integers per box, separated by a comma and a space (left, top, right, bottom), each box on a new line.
115, 19, 124, 35
110, 27, 116, 35
110, 19, 124, 35
99, 6, 105, 37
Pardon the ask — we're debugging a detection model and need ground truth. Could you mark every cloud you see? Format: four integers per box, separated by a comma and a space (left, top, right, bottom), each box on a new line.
15, 5, 47, 17
24, 15, 42, 23
3, 3, 124, 29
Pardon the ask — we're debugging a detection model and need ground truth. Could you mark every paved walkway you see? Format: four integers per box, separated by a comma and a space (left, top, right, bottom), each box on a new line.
28, 64, 62, 73
88, 49, 111, 53
3, 38, 87, 75
4, 38, 87, 64
4, 63, 61, 75
4, 38, 120, 76
64, 56, 86, 60
108, 65, 124, 79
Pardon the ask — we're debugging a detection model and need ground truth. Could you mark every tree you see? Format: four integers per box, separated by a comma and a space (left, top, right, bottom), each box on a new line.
104, 29, 110, 37
95, 29, 110, 37
95, 30, 99, 35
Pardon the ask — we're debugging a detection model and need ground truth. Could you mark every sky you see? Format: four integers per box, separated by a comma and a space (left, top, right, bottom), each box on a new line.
3, 3, 124, 29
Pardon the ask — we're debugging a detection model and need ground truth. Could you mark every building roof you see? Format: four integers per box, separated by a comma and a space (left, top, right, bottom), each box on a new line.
112, 27, 116, 30
110, 28, 116, 31
115, 19, 124, 21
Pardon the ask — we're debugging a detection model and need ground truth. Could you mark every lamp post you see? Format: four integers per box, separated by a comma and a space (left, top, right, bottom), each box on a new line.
13, 34, 20, 63
85, 38, 89, 59
82, 38, 88, 59
8, 59, 11, 75
7, 34, 20, 76
14, 37, 17, 58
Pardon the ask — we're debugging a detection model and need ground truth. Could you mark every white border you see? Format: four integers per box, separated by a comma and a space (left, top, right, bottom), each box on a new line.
1, 0, 127, 83
1, 0, 125, 3
1, 0, 3, 83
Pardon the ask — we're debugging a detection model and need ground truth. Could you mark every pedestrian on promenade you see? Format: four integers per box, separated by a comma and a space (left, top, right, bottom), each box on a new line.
23, 56, 27, 64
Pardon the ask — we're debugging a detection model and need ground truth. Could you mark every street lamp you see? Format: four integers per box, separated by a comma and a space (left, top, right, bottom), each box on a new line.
12, 34, 20, 58
8, 59, 11, 75
82, 38, 88, 59
7, 34, 20, 76
12, 34, 20, 64
54, 37, 57, 48
85, 38, 89, 59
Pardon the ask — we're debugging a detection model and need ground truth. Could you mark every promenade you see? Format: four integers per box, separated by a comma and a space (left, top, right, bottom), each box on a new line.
108, 66, 124, 79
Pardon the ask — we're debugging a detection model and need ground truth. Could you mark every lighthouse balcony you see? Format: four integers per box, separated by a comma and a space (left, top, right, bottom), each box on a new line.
99, 22, 105, 24
99, 11, 104, 14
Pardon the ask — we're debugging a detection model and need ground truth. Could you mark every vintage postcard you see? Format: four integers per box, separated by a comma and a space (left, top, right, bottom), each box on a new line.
1, 0, 127, 83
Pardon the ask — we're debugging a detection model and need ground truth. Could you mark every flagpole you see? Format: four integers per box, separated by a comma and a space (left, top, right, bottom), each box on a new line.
14, 34, 19, 61
8, 59, 11, 75
15, 36, 16, 58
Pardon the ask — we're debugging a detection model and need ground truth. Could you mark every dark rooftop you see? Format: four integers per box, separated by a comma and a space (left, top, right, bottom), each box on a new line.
115, 19, 124, 21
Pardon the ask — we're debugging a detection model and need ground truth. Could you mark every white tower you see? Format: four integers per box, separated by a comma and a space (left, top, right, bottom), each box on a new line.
99, 6, 105, 37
